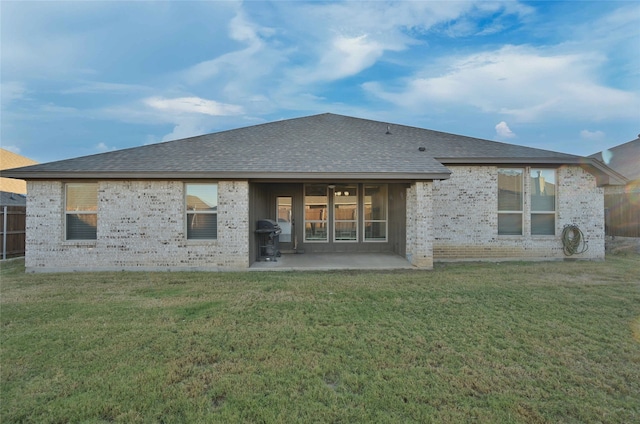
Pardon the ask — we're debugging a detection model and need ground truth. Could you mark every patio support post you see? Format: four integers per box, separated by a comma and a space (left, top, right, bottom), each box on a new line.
406, 182, 434, 269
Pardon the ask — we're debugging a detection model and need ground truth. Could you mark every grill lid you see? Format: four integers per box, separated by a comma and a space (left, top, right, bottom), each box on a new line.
256, 219, 282, 233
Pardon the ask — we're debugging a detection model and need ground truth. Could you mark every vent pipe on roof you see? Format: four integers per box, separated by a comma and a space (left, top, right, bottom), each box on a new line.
386, 125, 391, 135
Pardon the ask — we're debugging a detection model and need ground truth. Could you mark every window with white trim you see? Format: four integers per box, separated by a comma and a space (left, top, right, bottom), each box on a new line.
65, 183, 98, 240
185, 183, 218, 240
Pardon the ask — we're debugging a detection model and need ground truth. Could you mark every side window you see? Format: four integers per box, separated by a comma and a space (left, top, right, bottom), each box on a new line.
65, 183, 98, 240
186, 183, 218, 240
498, 168, 523, 235
530, 169, 556, 235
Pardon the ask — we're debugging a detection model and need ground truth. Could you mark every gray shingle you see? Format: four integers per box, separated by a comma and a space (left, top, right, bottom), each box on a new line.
2, 113, 590, 180
589, 137, 640, 181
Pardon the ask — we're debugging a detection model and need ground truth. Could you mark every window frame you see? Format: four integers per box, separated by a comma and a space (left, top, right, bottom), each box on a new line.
363, 184, 388, 242
185, 183, 218, 241
303, 184, 328, 243
497, 168, 524, 236
65, 182, 98, 241
497, 167, 558, 237
333, 184, 358, 243
530, 168, 557, 236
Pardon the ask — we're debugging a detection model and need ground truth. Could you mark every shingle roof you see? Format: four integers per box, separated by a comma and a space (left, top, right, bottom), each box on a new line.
589, 137, 640, 182
0, 191, 27, 206
1, 148, 38, 194
1, 113, 603, 181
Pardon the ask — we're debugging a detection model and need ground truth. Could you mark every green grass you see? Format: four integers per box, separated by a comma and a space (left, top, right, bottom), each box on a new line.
1, 255, 639, 423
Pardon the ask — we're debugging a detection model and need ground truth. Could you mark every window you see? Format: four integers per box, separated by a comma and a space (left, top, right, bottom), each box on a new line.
304, 183, 390, 243
531, 169, 556, 235
65, 183, 98, 240
498, 168, 523, 235
364, 184, 387, 241
334, 184, 357, 242
304, 184, 328, 242
186, 183, 218, 239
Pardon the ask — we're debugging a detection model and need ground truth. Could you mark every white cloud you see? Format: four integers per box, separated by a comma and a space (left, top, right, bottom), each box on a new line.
228, 9, 274, 43
289, 1, 530, 40
159, 120, 210, 142
172, 0, 536, 116
182, 9, 276, 86
0, 82, 27, 105
363, 45, 640, 123
295, 35, 392, 84
0, 1, 114, 80
95, 142, 116, 153
140, 96, 245, 142
495, 121, 515, 138
98, 95, 247, 144
282, 1, 530, 85
40, 103, 78, 114
580, 130, 606, 141
144, 96, 243, 116
61, 81, 150, 95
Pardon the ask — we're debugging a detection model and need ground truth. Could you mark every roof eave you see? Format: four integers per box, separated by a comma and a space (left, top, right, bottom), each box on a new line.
3, 170, 452, 181
583, 160, 629, 186
438, 156, 628, 186
437, 157, 583, 165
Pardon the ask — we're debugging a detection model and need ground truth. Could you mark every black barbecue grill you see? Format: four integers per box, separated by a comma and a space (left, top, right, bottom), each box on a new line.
255, 219, 282, 261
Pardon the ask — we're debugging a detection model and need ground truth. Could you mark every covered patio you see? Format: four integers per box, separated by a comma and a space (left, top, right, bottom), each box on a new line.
249, 252, 415, 271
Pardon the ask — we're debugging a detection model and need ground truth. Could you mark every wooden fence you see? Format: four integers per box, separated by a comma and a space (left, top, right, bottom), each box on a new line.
1, 206, 26, 259
605, 193, 640, 238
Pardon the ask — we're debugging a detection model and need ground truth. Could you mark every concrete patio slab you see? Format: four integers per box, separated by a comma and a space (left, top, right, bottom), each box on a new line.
250, 252, 415, 271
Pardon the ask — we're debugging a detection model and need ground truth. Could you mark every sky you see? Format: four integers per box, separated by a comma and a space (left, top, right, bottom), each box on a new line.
1, 0, 639, 164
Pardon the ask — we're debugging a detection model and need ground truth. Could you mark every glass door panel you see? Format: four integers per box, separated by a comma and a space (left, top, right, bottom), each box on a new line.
304, 185, 328, 242
276, 196, 293, 243
334, 184, 357, 242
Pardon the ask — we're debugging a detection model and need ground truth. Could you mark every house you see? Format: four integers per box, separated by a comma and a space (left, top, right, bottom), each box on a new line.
1, 149, 37, 259
1, 148, 38, 196
1, 113, 623, 272
590, 137, 640, 238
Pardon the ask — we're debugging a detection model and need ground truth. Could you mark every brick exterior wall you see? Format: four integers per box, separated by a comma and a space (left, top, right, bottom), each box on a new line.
405, 181, 434, 268
432, 165, 604, 261
25, 180, 249, 272
24, 166, 604, 272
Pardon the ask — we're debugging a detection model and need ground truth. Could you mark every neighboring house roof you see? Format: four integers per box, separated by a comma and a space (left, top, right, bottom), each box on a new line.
0, 148, 38, 194
1, 113, 620, 183
589, 137, 640, 182
0, 191, 27, 206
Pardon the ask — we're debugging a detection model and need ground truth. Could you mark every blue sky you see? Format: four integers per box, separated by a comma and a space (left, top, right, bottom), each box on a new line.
1, 0, 639, 163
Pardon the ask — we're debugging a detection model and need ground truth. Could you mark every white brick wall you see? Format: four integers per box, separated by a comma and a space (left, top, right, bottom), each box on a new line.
431, 165, 604, 261
25, 180, 249, 272
24, 167, 604, 272
405, 181, 434, 268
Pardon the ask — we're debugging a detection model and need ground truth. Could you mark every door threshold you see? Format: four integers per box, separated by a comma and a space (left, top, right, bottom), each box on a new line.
280, 249, 304, 254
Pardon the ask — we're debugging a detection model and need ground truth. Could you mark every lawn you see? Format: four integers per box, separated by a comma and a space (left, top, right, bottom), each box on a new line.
1, 255, 639, 423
